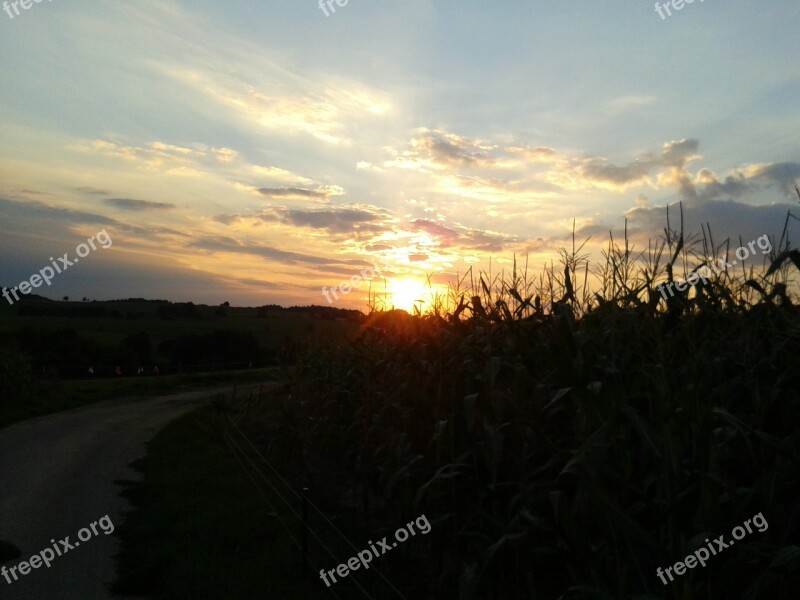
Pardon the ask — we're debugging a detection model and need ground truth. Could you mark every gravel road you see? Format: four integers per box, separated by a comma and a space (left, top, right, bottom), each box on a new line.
0, 387, 235, 600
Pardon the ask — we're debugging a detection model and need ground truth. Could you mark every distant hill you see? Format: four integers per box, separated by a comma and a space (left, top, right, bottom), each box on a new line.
0, 297, 363, 379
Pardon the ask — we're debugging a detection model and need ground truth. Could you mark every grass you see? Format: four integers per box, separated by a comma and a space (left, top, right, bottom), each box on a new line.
0, 539, 20, 563
113, 386, 433, 599
112, 401, 302, 599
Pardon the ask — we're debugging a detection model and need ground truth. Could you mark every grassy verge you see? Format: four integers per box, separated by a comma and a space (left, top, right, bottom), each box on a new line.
0, 366, 284, 429
111, 402, 327, 599
0, 539, 20, 563
112, 393, 428, 599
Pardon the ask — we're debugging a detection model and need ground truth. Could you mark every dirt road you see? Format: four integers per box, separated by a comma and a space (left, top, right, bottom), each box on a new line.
0, 387, 236, 600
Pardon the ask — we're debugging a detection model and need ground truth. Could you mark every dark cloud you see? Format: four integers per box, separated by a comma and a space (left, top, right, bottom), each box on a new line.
748, 162, 800, 197
189, 235, 330, 265
462, 230, 510, 252
1, 197, 115, 227
0, 197, 187, 240
571, 139, 793, 207
188, 234, 381, 271
213, 213, 242, 225
392, 129, 501, 170
410, 218, 511, 252
694, 170, 752, 202
214, 208, 355, 229
104, 198, 175, 211
18, 188, 53, 196
74, 186, 110, 195
417, 134, 489, 167
579, 160, 653, 186
624, 199, 800, 250
411, 219, 459, 245
670, 161, 799, 205
219, 206, 390, 235
257, 187, 329, 200
279, 208, 380, 232
576, 139, 700, 189
661, 138, 700, 168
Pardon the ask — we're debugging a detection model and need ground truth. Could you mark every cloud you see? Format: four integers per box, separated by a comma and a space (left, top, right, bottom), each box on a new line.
82, 139, 239, 171
74, 186, 110, 195
506, 145, 561, 163
0, 197, 188, 240
356, 160, 384, 172
104, 198, 176, 211
624, 198, 800, 253
267, 206, 387, 234
606, 95, 658, 115
661, 138, 700, 169
189, 235, 329, 265
384, 128, 510, 172
213, 213, 242, 225
742, 162, 800, 197
410, 219, 459, 245
660, 158, 799, 204
0, 197, 115, 229
577, 158, 654, 189
163, 62, 392, 145
250, 165, 315, 187
256, 186, 343, 202
214, 205, 390, 236
566, 139, 700, 191
409, 218, 513, 253
382, 129, 799, 216
188, 234, 380, 270
415, 132, 495, 167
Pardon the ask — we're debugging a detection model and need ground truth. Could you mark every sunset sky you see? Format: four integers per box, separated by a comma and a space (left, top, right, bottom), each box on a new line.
1, 1, 799, 310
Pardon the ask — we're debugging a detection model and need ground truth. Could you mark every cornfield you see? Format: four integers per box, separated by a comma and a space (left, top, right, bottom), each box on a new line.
281, 203, 800, 598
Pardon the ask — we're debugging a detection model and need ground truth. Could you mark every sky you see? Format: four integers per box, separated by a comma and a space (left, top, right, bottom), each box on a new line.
1, 0, 799, 311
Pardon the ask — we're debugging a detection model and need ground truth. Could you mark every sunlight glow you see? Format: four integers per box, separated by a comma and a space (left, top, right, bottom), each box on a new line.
388, 278, 428, 312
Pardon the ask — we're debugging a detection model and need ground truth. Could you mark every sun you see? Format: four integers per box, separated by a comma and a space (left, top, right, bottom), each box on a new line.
388, 278, 428, 313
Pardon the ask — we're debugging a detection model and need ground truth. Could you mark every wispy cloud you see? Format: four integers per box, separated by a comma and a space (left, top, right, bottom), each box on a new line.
256, 186, 344, 202
104, 198, 176, 212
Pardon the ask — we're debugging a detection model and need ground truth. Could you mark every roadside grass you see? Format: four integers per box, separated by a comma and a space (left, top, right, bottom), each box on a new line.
112, 390, 431, 600
0, 367, 283, 429
112, 402, 318, 599
0, 539, 20, 563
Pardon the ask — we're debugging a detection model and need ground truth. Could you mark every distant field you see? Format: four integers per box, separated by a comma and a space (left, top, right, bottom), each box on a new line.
0, 298, 358, 352
0, 297, 359, 427
0, 366, 283, 429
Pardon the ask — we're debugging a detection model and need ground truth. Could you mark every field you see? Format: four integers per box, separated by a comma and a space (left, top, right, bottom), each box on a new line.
3, 214, 800, 599
0, 299, 357, 426
275, 250, 800, 597
108, 215, 800, 599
